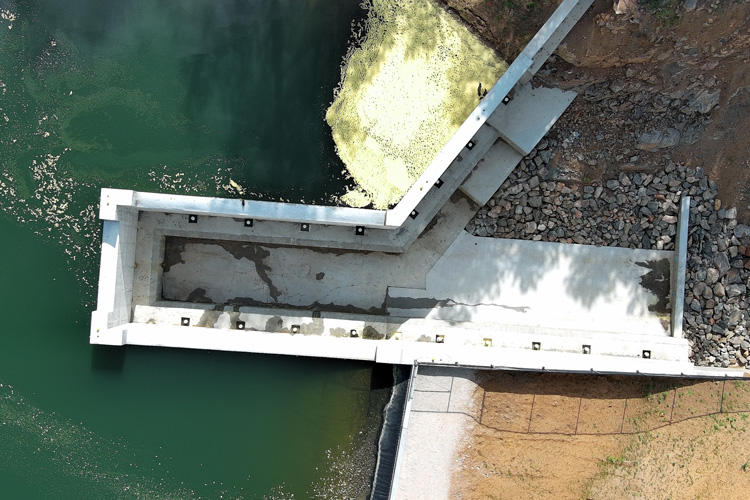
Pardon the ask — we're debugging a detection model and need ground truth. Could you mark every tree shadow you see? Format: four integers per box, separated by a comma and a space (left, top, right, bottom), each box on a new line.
412, 221, 671, 329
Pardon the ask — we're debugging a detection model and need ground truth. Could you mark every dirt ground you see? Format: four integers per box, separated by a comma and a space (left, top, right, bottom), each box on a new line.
441, 0, 750, 222
451, 372, 750, 499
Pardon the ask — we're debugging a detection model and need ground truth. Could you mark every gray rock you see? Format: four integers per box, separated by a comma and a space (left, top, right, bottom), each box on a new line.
684, 0, 697, 11
714, 252, 731, 274
713, 283, 725, 297
636, 128, 681, 151
728, 309, 742, 326
524, 221, 537, 234
734, 224, 750, 238
610, 80, 626, 93
727, 284, 747, 298
682, 88, 721, 114
705, 268, 720, 284
726, 268, 742, 284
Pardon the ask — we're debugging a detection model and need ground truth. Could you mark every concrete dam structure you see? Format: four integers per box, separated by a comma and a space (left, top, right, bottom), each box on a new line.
91, 0, 746, 381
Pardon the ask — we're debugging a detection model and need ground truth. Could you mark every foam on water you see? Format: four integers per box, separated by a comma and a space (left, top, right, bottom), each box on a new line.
0, 1, 387, 496
0, 381, 199, 498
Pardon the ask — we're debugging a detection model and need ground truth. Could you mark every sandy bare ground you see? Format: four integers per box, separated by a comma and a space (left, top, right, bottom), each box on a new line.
450, 372, 750, 499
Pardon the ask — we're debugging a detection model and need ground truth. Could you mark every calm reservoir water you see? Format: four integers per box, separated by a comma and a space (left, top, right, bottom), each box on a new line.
0, 0, 386, 497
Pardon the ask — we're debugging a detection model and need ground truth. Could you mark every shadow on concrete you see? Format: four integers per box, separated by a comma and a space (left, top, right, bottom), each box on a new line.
417, 231, 671, 324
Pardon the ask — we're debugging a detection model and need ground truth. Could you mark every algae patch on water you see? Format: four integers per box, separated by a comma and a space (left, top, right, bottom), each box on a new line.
327, 0, 507, 209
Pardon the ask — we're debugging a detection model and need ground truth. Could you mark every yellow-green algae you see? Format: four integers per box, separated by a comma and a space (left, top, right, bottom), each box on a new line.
327, 0, 507, 209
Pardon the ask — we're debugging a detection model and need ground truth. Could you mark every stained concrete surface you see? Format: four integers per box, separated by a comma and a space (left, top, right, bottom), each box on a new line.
141, 190, 479, 313
160, 230, 672, 337
387, 235, 672, 335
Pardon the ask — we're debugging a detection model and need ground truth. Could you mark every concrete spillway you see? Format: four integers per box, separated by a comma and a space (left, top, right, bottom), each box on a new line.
90, 0, 745, 382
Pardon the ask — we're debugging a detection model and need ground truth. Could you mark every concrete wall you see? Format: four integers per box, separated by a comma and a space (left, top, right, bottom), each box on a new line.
110, 321, 745, 378
90, 205, 138, 345
671, 196, 690, 337
388, 363, 418, 500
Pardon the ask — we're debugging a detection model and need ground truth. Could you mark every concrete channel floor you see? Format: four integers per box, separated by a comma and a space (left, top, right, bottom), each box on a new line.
152, 194, 672, 338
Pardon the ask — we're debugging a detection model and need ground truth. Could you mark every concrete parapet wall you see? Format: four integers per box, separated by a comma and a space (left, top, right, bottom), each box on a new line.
108, 320, 747, 378
90, 205, 138, 344
671, 196, 690, 337
135, 191, 387, 227
131, 302, 691, 362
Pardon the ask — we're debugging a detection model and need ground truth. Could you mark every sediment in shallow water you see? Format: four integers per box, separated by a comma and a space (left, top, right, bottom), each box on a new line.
327, 0, 507, 209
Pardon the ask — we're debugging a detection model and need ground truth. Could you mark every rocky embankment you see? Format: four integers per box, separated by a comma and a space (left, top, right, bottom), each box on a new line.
467, 142, 750, 368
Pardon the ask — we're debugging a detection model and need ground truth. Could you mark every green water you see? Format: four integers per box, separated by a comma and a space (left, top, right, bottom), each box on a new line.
0, 0, 385, 497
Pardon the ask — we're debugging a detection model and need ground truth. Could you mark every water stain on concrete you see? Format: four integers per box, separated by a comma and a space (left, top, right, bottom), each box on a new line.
164, 236, 281, 302
162, 237, 186, 273
196, 310, 221, 328
265, 316, 283, 332
213, 240, 281, 302
362, 325, 385, 340
221, 295, 385, 315
316, 272, 325, 280
330, 327, 349, 338
636, 258, 671, 313
186, 287, 213, 304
